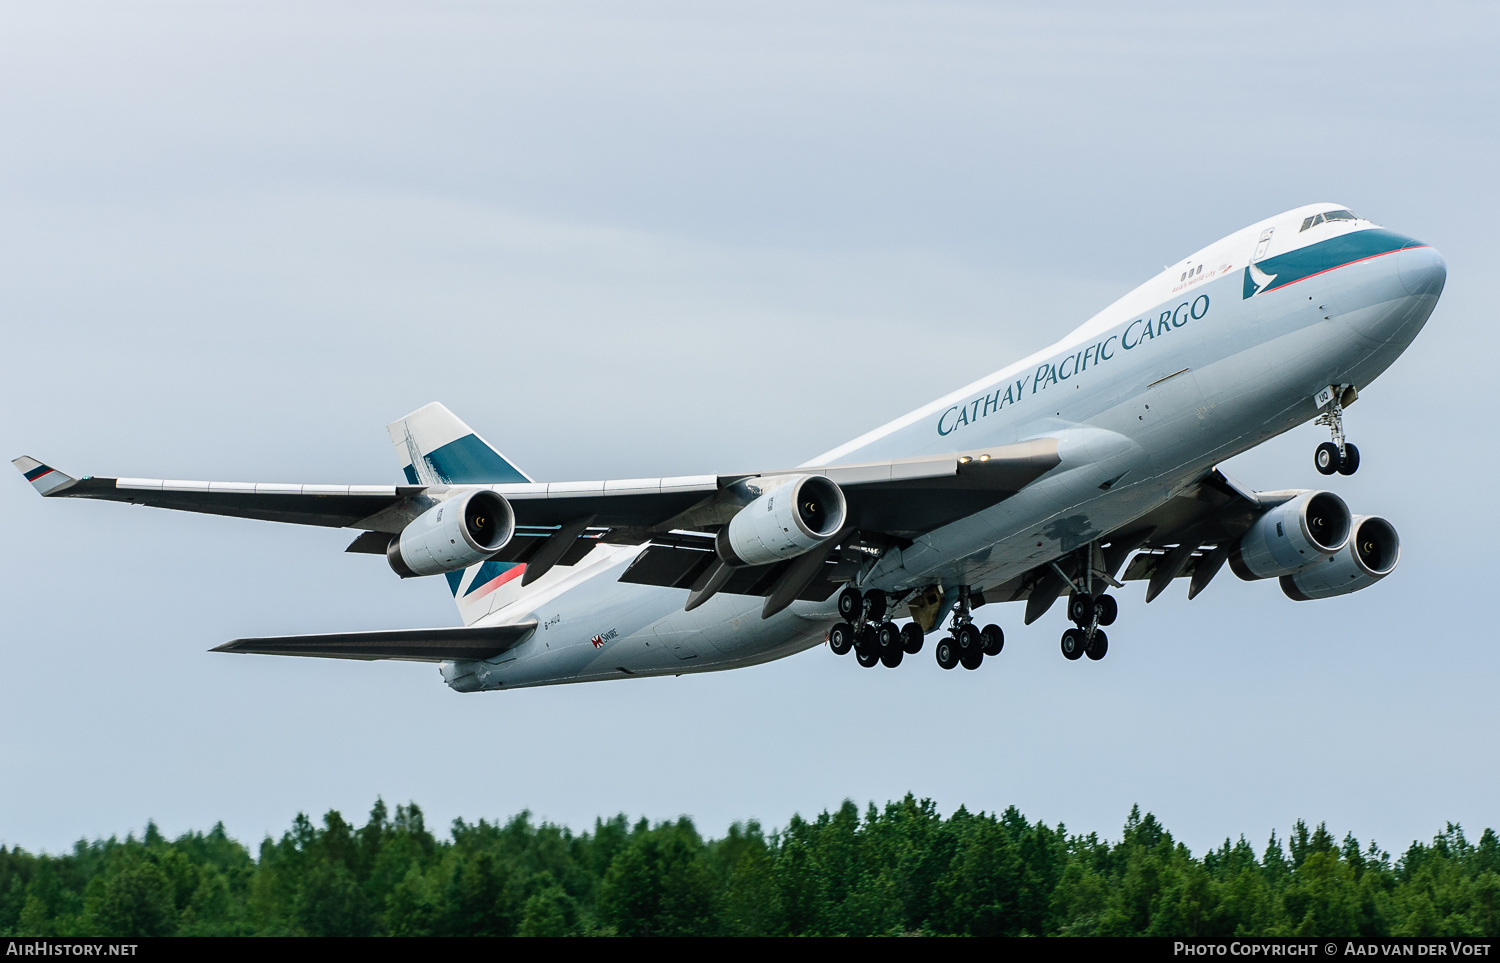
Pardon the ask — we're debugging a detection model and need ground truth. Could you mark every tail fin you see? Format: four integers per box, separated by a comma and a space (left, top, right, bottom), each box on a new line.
447, 558, 529, 625
386, 404, 534, 624
386, 402, 532, 487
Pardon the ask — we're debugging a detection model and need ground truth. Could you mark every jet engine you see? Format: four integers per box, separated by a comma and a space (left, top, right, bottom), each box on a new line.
387, 489, 515, 578
1229, 490, 1352, 580
1280, 515, 1400, 600
715, 474, 847, 567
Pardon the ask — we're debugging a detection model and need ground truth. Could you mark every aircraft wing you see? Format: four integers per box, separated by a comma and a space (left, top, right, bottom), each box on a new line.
979, 467, 1295, 620
211, 620, 538, 662
12, 438, 1060, 542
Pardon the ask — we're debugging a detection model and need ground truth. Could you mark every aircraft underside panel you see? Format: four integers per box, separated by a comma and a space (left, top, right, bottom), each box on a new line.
616, 542, 843, 602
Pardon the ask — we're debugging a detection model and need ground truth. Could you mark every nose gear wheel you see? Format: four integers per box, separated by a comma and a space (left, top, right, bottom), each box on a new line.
1313, 385, 1360, 476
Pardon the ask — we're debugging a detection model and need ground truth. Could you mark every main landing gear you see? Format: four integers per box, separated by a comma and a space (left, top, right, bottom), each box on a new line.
1313, 385, 1360, 476
1060, 590, 1115, 663
829, 586, 925, 670
832, 585, 1001, 672
934, 587, 1003, 672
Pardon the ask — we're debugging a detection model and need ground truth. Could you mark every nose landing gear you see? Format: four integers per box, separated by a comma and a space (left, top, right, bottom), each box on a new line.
1313, 385, 1361, 476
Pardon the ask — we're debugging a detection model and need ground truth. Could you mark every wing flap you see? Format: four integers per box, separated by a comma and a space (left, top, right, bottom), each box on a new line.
618, 543, 841, 602
212, 620, 538, 662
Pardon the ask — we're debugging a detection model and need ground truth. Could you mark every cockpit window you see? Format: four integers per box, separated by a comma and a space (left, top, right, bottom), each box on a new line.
1301, 209, 1358, 232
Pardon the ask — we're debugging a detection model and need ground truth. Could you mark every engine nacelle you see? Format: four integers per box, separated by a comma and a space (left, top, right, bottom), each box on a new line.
1280, 515, 1400, 601
387, 489, 514, 578
1229, 490, 1352, 580
716, 474, 847, 567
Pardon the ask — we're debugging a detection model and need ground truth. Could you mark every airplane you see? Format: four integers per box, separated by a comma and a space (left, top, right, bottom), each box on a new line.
14, 203, 1445, 690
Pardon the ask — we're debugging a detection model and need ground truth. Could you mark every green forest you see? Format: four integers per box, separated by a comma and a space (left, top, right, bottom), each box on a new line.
2, 797, 1496, 937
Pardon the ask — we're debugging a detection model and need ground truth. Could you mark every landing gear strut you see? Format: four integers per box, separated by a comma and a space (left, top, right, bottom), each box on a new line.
1314, 385, 1360, 476
1061, 590, 1111, 662
1055, 542, 1118, 662
938, 586, 1003, 671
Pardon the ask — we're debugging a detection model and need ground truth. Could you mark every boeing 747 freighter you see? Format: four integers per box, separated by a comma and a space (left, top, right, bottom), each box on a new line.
16, 203, 1445, 689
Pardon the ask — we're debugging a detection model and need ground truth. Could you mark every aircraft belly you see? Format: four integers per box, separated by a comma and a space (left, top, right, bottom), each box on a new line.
904, 475, 1169, 592
457, 558, 832, 691
866, 428, 1163, 593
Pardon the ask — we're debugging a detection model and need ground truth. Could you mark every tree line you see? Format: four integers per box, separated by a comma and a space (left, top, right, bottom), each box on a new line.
1, 797, 1496, 936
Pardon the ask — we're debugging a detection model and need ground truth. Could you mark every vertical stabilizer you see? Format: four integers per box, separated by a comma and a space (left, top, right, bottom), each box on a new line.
446, 558, 530, 625
386, 403, 535, 623
386, 402, 533, 487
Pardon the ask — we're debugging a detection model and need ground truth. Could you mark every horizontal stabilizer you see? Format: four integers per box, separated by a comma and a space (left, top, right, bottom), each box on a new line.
211, 620, 538, 662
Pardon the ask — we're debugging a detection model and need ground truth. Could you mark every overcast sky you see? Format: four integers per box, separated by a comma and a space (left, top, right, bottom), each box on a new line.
2, 1, 1496, 857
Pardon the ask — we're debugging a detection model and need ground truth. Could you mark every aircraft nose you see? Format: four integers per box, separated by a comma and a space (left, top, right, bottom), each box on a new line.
1396, 241, 1446, 297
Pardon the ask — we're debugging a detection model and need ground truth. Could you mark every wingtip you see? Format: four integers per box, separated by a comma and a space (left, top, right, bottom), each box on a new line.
12, 456, 76, 495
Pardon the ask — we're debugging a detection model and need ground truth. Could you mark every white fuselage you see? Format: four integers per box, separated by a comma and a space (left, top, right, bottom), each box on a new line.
445, 204, 1446, 692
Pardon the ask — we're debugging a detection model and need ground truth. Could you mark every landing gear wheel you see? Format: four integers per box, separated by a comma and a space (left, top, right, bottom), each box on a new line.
935, 639, 959, 670
829, 622, 854, 655
1067, 592, 1093, 625
863, 589, 888, 622
1315, 442, 1342, 476
1336, 442, 1360, 476
980, 624, 1004, 656
837, 586, 862, 620
1094, 594, 1118, 627
900, 623, 924, 654
880, 646, 904, 668
1085, 629, 1109, 661
960, 648, 984, 670
856, 647, 880, 668
1060, 628, 1085, 661
955, 623, 981, 652
878, 622, 902, 652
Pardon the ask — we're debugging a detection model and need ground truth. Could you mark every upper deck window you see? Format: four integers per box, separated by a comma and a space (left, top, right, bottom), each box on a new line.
1300, 209, 1359, 232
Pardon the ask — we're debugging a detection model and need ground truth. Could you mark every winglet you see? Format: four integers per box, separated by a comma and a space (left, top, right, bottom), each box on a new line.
12, 456, 77, 496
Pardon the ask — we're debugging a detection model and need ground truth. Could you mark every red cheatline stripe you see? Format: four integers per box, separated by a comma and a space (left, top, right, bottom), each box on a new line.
1271, 246, 1424, 292
24, 466, 54, 482
466, 564, 526, 601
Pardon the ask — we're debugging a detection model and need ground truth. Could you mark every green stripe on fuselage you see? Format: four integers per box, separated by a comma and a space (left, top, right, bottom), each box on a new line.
1246, 228, 1421, 299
